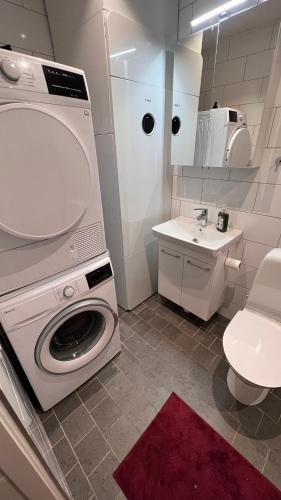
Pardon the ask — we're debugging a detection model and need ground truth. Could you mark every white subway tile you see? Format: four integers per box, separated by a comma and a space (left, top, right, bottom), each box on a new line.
228, 25, 272, 60
214, 58, 246, 87
229, 166, 259, 183
254, 183, 281, 218
223, 79, 263, 106
180, 200, 218, 222
225, 283, 248, 308
244, 50, 274, 81
175, 176, 203, 202
243, 240, 274, 269
229, 210, 281, 246
202, 179, 258, 212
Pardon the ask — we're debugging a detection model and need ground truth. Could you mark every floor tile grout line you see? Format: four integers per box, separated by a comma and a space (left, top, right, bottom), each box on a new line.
54, 415, 96, 498
76, 393, 120, 474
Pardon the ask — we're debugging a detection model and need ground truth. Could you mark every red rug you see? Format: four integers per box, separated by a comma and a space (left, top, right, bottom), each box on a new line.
113, 393, 281, 499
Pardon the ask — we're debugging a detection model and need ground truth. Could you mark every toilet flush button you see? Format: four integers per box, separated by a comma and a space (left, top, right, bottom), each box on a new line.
0, 58, 21, 81
63, 286, 75, 298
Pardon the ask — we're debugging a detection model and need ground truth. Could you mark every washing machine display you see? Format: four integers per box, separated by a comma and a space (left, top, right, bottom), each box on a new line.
142, 113, 155, 135
0, 255, 120, 410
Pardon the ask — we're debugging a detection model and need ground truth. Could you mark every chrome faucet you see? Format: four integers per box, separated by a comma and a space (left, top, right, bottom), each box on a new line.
194, 208, 208, 227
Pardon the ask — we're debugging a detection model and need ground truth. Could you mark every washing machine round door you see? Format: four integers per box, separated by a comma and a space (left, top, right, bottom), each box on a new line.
35, 299, 118, 374
0, 103, 91, 240
225, 127, 252, 168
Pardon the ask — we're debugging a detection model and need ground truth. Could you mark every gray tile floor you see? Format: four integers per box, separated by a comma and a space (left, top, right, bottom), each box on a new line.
39, 294, 281, 499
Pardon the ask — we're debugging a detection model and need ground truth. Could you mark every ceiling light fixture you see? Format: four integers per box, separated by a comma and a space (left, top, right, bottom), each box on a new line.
191, 0, 247, 27
110, 48, 136, 59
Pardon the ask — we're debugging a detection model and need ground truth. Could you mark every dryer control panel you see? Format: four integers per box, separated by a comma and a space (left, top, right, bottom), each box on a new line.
0, 48, 89, 103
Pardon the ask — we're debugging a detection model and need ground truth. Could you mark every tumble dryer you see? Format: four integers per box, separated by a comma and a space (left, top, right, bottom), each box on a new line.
0, 49, 106, 295
0, 253, 120, 410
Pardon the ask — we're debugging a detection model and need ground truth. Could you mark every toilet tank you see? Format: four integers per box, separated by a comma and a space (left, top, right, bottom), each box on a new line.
247, 249, 281, 322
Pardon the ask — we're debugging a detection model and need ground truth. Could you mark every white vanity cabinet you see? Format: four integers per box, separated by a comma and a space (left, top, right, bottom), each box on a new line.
158, 241, 227, 320
159, 245, 184, 304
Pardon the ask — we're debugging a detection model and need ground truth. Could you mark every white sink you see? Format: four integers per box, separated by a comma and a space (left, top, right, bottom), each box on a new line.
152, 216, 242, 256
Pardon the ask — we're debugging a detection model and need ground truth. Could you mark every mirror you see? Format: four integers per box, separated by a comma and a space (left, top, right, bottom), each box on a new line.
171, 0, 280, 169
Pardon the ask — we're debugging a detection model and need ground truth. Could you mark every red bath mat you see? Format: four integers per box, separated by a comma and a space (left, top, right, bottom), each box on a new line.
113, 393, 281, 499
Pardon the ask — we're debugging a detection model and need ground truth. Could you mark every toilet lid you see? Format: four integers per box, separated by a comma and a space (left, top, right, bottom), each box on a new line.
223, 309, 281, 388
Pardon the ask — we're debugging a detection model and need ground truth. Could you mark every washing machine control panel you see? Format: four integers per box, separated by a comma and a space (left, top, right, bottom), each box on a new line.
0, 57, 21, 81
55, 279, 82, 303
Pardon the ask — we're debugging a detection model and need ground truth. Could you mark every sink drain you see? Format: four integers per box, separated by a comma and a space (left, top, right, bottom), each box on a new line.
192, 238, 199, 243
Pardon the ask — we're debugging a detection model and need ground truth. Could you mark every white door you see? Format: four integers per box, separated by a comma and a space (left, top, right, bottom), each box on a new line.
35, 299, 117, 374
0, 103, 91, 240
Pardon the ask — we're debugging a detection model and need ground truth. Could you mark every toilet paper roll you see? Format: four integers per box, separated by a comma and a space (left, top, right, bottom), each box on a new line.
225, 257, 241, 270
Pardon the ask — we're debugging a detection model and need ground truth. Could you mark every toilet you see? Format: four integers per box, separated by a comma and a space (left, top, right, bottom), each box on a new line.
223, 249, 281, 405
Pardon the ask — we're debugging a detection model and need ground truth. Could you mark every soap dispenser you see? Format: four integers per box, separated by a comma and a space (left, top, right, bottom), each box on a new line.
217, 208, 229, 232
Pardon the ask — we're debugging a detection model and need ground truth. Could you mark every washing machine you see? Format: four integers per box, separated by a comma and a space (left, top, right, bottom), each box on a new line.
0, 48, 106, 295
0, 253, 120, 410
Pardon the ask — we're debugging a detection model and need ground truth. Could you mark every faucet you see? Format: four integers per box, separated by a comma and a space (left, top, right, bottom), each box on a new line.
194, 208, 208, 227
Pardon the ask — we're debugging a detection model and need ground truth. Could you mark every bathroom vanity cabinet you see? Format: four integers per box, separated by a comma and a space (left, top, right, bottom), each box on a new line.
158, 241, 227, 321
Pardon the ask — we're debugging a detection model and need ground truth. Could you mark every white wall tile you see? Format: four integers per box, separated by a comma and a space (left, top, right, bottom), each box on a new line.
254, 183, 281, 218
178, 5, 192, 42
175, 176, 203, 202
256, 148, 281, 184
270, 22, 280, 49
216, 37, 229, 63
202, 179, 258, 212
171, 198, 181, 218
179, 0, 193, 9
243, 240, 273, 269
244, 49, 274, 81
223, 79, 263, 106
228, 25, 272, 60
225, 283, 248, 308
214, 58, 246, 87
228, 238, 245, 260
238, 103, 264, 126
229, 210, 281, 246
226, 264, 257, 289
23, 0, 46, 14
219, 301, 241, 319
269, 107, 281, 148
0, 0, 53, 54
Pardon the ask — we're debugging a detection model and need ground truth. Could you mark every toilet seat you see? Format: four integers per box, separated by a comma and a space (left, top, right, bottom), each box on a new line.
223, 308, 281, 388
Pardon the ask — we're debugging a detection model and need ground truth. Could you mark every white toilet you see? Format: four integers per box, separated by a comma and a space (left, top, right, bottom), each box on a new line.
223, 249, 281, 405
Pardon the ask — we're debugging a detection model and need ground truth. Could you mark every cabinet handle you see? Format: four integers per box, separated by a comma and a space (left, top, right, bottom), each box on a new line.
161, 249, 180, 259
186, 259, 210, 272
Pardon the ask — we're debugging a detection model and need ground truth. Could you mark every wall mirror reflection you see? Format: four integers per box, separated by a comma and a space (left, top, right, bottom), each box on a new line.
171, 0, 281, 170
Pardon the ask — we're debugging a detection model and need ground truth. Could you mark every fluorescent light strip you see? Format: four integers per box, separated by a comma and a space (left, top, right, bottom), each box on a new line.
110, 48, 136, 59
191, 0, 247, 27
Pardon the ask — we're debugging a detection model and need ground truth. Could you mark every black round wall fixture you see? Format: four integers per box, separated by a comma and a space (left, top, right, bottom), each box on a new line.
142, 113, 155, 135
172, 116, 181, 135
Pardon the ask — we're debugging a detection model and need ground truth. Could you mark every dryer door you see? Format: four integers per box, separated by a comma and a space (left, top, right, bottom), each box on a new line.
225, 127, 252, 168
35, 299, 118, 374
0, 103, 91, 240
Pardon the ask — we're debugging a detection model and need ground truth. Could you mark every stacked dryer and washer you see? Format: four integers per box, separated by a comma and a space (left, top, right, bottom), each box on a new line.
0, 49, 120, 410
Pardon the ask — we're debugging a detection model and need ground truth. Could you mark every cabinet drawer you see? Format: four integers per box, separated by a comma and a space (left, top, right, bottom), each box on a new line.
181, 256, 214, 319
158, 245, 184, 305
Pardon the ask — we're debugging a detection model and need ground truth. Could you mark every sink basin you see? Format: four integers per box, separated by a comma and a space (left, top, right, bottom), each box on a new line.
152, 216, 242, 256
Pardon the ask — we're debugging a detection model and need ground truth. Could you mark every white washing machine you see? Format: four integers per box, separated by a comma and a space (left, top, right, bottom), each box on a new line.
0, 253, 120, 410
0, 49, 106, 295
